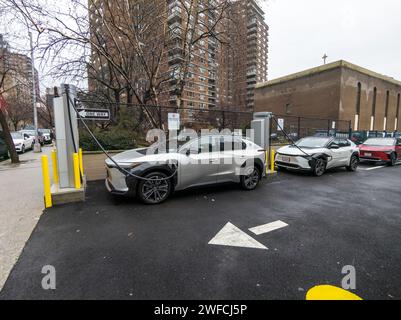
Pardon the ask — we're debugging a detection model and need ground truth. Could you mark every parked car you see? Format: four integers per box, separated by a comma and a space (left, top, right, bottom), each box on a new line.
0, 131, 9, 160
105, 134, 266, 204
11, 132, 34, 153
275, 136, 360, 176
359, 137, 401, 166
38, 129, 53, 145
20, 130, 45, 146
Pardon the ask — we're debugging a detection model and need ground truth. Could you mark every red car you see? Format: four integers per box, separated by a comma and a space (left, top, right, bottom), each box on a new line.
359, 137, 401, 166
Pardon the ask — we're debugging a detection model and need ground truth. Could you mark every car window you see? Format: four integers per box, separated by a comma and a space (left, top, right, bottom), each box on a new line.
219, 137, 246, 152
334, 139, 351, 148
397, 139, 401, 146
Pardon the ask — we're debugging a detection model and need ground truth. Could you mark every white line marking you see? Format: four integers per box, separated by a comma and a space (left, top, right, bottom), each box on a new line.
363, 166, 386, 171
249, 220, 289, 236
208, 222, 268, 250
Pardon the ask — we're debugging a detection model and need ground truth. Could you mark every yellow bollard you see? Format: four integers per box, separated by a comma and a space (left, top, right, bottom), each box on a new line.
51, 150, 59, 184
73, 153, 81, 189
78, 148, 84, 178
265, 151, 269, 174
270, 149, 276, 173
41, 155, 52, 208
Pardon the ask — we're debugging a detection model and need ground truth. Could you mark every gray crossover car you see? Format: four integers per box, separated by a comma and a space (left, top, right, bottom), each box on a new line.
105, 135, 266, 204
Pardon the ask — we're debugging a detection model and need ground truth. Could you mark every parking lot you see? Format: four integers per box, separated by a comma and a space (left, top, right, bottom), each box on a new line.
1, 162, 400, 300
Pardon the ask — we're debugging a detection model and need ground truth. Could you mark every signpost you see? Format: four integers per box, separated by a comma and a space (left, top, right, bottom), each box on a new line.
277, 118, 284, 131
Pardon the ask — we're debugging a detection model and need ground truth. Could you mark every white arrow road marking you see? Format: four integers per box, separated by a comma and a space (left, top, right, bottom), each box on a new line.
208, 222, 268, 250
249, 220, 289, 236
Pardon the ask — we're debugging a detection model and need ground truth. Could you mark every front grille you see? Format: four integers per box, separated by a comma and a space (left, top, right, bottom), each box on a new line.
276, 161, 301, 169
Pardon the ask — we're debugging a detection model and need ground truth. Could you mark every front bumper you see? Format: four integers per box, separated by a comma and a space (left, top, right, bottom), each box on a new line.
14, 145, 23, 152
105, 167, 130, 195
275, 154, 312, 171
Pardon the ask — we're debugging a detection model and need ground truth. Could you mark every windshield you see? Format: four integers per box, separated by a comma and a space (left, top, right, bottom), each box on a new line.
363, 138, 395, 147
11, 133, 23, 139
295, 137, 331, 148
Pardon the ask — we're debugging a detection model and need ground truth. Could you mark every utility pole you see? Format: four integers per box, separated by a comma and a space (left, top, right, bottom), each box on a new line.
29, 31, 41, 153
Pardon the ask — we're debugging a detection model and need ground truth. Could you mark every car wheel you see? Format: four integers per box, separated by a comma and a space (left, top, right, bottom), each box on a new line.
389, 153, 397, 166
313, 158, 326, 177
240, 166, 261, 191
346, 155, 359, 172
137, 172, 172, 205
21, 145, 25, 154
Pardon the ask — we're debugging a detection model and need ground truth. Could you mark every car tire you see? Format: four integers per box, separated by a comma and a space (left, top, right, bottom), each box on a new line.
137, 171, 172, 205
389, 153, 397, 166
312, 158, 326, 177
346, 155, 359, 172
21, 145, 25, 154
240, 166, 261, 191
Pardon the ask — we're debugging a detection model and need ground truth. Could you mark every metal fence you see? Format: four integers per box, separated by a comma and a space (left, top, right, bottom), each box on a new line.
270, 114, 352, 145
76, 100, 355, 151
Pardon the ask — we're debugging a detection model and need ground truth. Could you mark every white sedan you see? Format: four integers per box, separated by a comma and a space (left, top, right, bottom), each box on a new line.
275, 137, 360, 176
11, 132, 34, 153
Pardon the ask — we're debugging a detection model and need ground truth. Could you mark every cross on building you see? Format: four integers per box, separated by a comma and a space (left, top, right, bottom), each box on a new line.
322, 54, 328, 64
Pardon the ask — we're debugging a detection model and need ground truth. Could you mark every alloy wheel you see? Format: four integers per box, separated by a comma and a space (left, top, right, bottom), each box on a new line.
141, 175, 170, 204
314, 159, 326, 176
243, 168, 260, 189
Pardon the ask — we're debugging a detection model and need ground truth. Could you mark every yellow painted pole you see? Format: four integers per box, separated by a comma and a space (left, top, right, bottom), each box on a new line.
73, 153, 81, 189
78, 148, 84, 178
270, 149, 276, 173
265, 151, 269, 174
51, 150, 59, 184
41, 155, 52, 208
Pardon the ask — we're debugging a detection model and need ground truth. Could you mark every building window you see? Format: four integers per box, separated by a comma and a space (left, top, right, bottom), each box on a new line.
371, 87, 377, 130
396, 93, 400, 131
384, 90, 390, 131
355, 82, 362, 130
285, 103, 292, 114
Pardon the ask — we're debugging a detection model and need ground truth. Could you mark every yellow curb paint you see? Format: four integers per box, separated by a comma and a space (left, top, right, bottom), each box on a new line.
306, 285, 363, 300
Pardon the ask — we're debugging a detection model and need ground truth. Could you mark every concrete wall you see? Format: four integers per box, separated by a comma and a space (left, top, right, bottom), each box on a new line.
83, 151, 121, 182
254, 68, 342, 120
340, 68, 401, 131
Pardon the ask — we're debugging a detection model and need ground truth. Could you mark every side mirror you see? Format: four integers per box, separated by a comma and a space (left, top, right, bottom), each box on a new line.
185, 149, 198, 156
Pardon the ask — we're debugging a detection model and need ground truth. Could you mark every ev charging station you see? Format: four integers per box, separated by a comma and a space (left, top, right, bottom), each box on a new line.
251, 112, 272, 151
53, 84, 80, 189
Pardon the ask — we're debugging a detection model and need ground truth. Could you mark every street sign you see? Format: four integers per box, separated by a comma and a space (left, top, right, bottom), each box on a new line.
168, 113, 180, 130
277, 118, 284, 131
76, 108, 110, 121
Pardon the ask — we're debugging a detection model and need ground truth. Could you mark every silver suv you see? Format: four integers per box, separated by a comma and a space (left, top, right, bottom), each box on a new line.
105, 135, 266, 204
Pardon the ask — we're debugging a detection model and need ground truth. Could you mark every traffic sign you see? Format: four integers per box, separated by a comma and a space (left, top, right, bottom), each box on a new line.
76, 108, 110, 121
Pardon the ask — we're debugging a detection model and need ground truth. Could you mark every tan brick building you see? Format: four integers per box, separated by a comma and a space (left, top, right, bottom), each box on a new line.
255, 60, 401, 132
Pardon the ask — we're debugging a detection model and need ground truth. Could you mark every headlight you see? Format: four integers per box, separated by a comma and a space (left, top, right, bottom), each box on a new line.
15, 143, 22, 147
119, 162, 142, 169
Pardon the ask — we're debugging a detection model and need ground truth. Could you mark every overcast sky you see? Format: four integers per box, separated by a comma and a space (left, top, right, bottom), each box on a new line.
262, 0, 401, 81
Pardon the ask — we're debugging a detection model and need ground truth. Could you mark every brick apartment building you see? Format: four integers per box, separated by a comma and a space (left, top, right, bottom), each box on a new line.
88, 0, 269, 123
255, 60, 401, 132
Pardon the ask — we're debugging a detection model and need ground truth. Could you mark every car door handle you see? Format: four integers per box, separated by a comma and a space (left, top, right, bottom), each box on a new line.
209, 159, 219, 164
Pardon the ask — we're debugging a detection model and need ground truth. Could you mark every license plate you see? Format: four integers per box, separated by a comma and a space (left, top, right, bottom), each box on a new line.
364, 153, 372, 157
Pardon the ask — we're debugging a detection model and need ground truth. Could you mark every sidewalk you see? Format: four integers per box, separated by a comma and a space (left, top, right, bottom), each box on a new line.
0, 146, 53, 291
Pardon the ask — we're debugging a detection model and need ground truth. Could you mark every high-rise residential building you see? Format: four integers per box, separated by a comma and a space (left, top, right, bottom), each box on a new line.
0, 34, 40, 107
88, 0, 268, 122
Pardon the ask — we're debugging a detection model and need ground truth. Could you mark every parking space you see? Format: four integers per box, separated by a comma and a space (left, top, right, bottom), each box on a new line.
1, 164, 400, 300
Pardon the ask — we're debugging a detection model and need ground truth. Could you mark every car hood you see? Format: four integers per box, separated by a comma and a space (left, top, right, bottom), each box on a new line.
13, 139, 24, 144
359, 145, 394, 151
276, 145, 327, 156
105, 148, 179, 166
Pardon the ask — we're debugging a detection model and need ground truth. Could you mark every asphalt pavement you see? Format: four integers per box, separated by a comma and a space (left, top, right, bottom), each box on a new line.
1, 163, 400, 300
